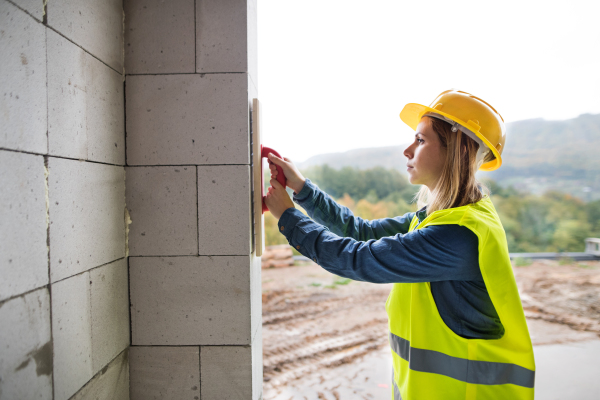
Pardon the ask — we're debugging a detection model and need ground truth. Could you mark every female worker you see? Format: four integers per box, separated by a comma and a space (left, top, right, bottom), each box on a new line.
264, 89, 535, 400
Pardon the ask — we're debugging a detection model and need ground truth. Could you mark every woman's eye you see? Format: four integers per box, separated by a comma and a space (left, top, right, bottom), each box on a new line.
417, 138, 424, 144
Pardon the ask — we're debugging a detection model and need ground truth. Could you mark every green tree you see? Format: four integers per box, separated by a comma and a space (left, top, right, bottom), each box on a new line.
585, 200, 600, 237
302, 165, 414, 200
266, 163, 595, 253
552, 220, 592, 252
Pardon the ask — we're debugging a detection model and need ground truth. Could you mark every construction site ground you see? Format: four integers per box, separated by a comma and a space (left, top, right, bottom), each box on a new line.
262, 259, 600, 400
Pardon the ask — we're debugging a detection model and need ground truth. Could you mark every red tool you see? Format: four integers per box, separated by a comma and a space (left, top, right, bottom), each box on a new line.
261, 146, 286, 213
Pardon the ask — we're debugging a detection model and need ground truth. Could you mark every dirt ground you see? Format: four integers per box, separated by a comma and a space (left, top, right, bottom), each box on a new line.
261, 259, 600, 400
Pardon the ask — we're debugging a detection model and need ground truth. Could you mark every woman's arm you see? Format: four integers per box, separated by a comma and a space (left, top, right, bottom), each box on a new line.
266, 152, 415, 240
278, 207, 481, 284
294, 178, 415, 241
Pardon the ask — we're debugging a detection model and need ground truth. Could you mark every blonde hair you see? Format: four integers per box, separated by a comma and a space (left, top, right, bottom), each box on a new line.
416, 116, 491, 215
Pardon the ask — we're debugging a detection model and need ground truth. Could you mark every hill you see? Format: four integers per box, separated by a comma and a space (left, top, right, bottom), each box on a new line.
297, 113, 600, 201
297, 146, 407, 171
480, 113, 600, 200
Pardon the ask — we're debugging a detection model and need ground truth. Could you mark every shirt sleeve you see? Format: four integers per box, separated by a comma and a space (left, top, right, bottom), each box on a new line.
292, 179, 416, 241
278, 207, 482, 284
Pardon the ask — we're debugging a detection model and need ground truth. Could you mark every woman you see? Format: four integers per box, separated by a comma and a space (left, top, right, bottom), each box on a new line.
264, 90, 535, 400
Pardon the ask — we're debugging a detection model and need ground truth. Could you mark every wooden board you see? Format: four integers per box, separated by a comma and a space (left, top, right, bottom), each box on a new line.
251, 98, 265, 257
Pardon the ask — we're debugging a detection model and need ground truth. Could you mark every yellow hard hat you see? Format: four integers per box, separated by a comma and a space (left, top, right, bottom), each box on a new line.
400, 89, 506, 171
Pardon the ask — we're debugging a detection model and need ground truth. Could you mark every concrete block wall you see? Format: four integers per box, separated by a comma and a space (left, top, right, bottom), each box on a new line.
2, 0, 260, 398
125, 0, 262, 398
0, 1, 129, 399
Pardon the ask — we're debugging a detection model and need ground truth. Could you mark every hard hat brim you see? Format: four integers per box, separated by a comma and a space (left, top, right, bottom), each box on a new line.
400, 103, 502, 171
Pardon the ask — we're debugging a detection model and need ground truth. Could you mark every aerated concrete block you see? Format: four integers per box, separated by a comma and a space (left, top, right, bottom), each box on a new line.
130, 256, 251, 345
196, 0, 247, 73
48, 158, 125, 282
124, 0, 195, 74
11, 0, 44, 20
47, 29, 88, 160
201, 346, 252, 400
51, 272, 93, 400
48, 0, 123, 72
198, 165, 251, 255
130, 346, 200, 400
47, 30, 125, 164
0, 151, 48, 301
0, 288, 52, 400
71, 349, 129, 400
126, 166, 197, 256
0, 1, 47, 154
126, 74, 250, 165
85, 49, 125, 165
90, 259, 129, 372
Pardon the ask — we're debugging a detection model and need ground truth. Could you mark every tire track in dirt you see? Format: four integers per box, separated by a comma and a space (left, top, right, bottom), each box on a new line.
262, 260, 600, 399
263, 290, 388, 326
516, 263, 600, 337
262, 284, 391, 392
264, 320, 388, 372
264, 326, 388, 392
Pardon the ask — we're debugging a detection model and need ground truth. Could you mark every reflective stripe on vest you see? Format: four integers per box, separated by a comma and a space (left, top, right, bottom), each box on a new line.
390, 332, 535, 388
387, 197, 535, 399
393, 368, 402, 400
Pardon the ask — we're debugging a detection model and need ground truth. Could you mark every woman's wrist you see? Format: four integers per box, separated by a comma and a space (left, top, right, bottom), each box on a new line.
291, 179, 306, 194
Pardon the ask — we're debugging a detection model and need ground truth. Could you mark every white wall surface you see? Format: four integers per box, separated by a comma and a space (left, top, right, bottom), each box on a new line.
2, 0, 261, 398
0, 1, 129, 399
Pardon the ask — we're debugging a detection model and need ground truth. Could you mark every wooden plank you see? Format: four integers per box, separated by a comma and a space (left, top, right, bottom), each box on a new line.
251, 98, 265, 257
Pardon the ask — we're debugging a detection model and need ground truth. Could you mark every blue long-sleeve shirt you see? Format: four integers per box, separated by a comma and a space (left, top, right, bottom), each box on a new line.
278, 179, 504, 340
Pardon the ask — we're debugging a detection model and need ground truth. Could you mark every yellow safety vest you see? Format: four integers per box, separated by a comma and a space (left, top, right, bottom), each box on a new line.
386, 197, 535, 399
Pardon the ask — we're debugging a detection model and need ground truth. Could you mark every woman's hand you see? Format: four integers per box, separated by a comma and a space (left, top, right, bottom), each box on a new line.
265, 178, 295, 220
267, 153, 306, 194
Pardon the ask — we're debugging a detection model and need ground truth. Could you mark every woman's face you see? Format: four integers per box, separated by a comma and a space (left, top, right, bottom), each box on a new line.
403, 117, 446, 189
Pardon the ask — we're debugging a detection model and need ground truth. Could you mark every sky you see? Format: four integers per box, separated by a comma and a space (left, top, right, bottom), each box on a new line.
257, 0, 600, 162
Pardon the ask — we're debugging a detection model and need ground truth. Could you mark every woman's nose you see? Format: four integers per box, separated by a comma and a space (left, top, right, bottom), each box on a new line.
403, 143, 414, 159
